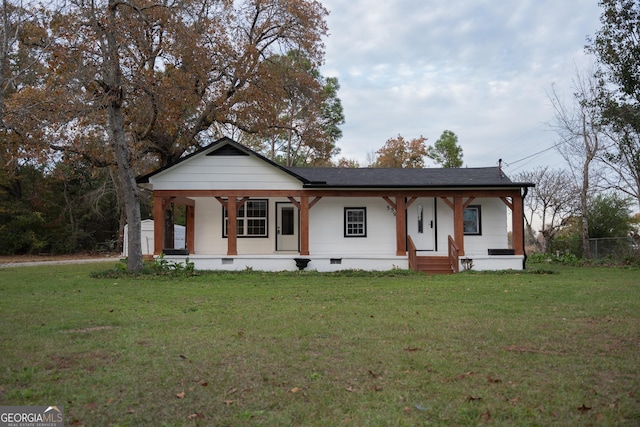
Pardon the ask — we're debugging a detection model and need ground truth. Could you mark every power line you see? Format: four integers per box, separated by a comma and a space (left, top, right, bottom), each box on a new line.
504, 144, 558, 168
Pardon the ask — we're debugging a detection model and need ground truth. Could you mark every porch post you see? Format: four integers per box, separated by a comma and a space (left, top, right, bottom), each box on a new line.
396, 197, 407, 256
453, 197, 465, 256
511, 191, 524, 256
186, 205, 195, 254
227, 197, 237, 256
153, 195, 164, 255
300, 196, 310, 256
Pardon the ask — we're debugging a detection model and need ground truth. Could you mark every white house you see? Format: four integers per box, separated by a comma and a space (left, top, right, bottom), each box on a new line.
138, 137, 534, 273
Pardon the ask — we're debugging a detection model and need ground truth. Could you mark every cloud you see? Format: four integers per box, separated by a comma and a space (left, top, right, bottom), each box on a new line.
319, 0, 602, 171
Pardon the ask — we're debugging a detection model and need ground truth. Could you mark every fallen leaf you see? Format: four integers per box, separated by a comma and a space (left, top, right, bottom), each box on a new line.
481, 409, 492, 421
466, 395, 482, 402
372, 385, 383, 392
577, 404, 592, 413
176, 391, 186, 399
487, 375, 502, 383
179, 354, 188, 360
223, 400, 234, 405
455, 371, 474, 380
106, 398, 114, 405
509, 397, 520, 405
290, 387, 300, 393
201, 381, 208, 387
403, 346, 421, 352
403, 406, 412, 414
85, 402, 97, 410
188, 413, 204, 419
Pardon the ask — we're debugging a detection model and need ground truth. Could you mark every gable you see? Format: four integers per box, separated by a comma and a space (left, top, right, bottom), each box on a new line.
145, 139, 306, 191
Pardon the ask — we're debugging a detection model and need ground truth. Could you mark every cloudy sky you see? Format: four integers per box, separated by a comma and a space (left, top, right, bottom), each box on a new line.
318, 0, 603, 175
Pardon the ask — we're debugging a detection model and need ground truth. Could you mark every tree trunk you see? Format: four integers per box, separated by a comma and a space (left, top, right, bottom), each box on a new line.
105, 0, 142, 272
108, 105, 143, 272
581, 114, 593, 259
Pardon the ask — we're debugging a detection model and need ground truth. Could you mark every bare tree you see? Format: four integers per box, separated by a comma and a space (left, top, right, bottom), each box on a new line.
516, 167, 578, 252
548, 69, 607, 258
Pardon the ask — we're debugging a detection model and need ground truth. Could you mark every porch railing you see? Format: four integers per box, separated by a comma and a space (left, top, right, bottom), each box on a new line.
407, 235, 418, 272
448, 235, 460, 273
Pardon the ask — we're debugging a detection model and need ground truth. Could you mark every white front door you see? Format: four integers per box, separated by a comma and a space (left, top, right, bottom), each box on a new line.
407, 198, 436, 251
276, 203, 299, 251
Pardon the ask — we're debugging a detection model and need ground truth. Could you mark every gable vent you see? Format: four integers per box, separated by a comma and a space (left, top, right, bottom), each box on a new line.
206, 145, 249, 157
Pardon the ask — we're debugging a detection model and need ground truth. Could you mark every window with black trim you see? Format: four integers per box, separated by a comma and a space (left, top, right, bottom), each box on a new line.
463, 205, 481, 235
223, 199, 268, 237
344, 207, 367, 237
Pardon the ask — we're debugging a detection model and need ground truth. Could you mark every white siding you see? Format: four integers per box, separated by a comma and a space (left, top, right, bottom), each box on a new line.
463, 198, 509, 256
309, 197, 397, 256
150, 154, 303, 190
193, 197, 295, 255
424, 197, 509, 256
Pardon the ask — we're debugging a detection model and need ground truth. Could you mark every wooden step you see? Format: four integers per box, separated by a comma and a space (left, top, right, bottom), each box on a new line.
415, 256, 454, 274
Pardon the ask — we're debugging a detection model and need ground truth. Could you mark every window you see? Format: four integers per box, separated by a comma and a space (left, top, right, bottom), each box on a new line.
463, 205, 481, 235
344, 207, 367, 237
223, 199, 268, 237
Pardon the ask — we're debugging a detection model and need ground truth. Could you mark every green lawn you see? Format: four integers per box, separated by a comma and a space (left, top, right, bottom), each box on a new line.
0, 263, 638, 426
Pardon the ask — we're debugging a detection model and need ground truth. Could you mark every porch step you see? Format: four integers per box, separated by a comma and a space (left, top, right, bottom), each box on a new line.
416, 256, 454, 274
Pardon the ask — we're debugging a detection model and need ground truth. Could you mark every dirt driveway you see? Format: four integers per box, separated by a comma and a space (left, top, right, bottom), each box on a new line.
0, 254, 121, 268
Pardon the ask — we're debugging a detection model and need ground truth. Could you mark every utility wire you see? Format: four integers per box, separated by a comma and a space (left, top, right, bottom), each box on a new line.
503, 144, 558, 167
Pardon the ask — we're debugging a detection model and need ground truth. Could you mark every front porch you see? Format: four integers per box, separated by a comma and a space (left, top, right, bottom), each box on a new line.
151, 190, 527, 273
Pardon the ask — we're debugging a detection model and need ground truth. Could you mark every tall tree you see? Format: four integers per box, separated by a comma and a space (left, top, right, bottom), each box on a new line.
254, 50, 344, 166
8, 0, 329, 270
372, 135, 428, 168
427, 130, 463, 168
549, 70, 605, 259
587, 0, 640, 209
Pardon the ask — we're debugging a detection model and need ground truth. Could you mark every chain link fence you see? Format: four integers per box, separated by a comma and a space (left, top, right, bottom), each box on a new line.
549, 236, 639, 261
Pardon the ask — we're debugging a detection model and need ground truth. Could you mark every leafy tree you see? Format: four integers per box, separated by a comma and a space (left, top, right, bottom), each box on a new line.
254, 50, 344, 166
587, 0, 640, 209
373, 135, 428, 168
7, 0, 330, 270
427, 130, 463, 168
587, 193, 633, 238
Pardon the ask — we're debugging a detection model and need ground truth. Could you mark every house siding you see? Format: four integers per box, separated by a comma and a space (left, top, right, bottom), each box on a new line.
309, 197, 397, 256
150, 154, 303, 191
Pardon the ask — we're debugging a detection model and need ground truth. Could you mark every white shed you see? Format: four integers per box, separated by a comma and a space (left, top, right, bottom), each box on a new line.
123, 219, 185, 256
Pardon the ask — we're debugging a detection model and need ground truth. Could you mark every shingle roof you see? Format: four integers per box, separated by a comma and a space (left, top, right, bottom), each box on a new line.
286, 166, 530, 188
138, 137, 534, 189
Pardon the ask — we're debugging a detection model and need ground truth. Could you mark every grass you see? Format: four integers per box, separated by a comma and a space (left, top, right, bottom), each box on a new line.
0, 263, 638, 426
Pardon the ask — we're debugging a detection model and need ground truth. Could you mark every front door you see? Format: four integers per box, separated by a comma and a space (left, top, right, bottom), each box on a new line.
276, 203, 299, 251
407, 198, 436, 251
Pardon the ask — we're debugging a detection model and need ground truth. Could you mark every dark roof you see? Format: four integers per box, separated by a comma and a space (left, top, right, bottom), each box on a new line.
138, 137, 534, 189
287, 166, 531, 188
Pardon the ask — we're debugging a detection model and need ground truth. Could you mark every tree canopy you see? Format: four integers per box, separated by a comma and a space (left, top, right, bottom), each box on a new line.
427, 130, 463, 168
372, 135, 428, 168
0, 0, 336, 269
587, 0, 640, 208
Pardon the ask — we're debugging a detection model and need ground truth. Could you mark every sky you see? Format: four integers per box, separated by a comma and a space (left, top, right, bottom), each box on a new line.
318, 0, 603, 176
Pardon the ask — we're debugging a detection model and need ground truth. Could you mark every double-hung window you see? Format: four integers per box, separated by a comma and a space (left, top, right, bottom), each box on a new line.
463, 205, 481, 235
223, 199, 268, 237
344, 207, 367, 237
